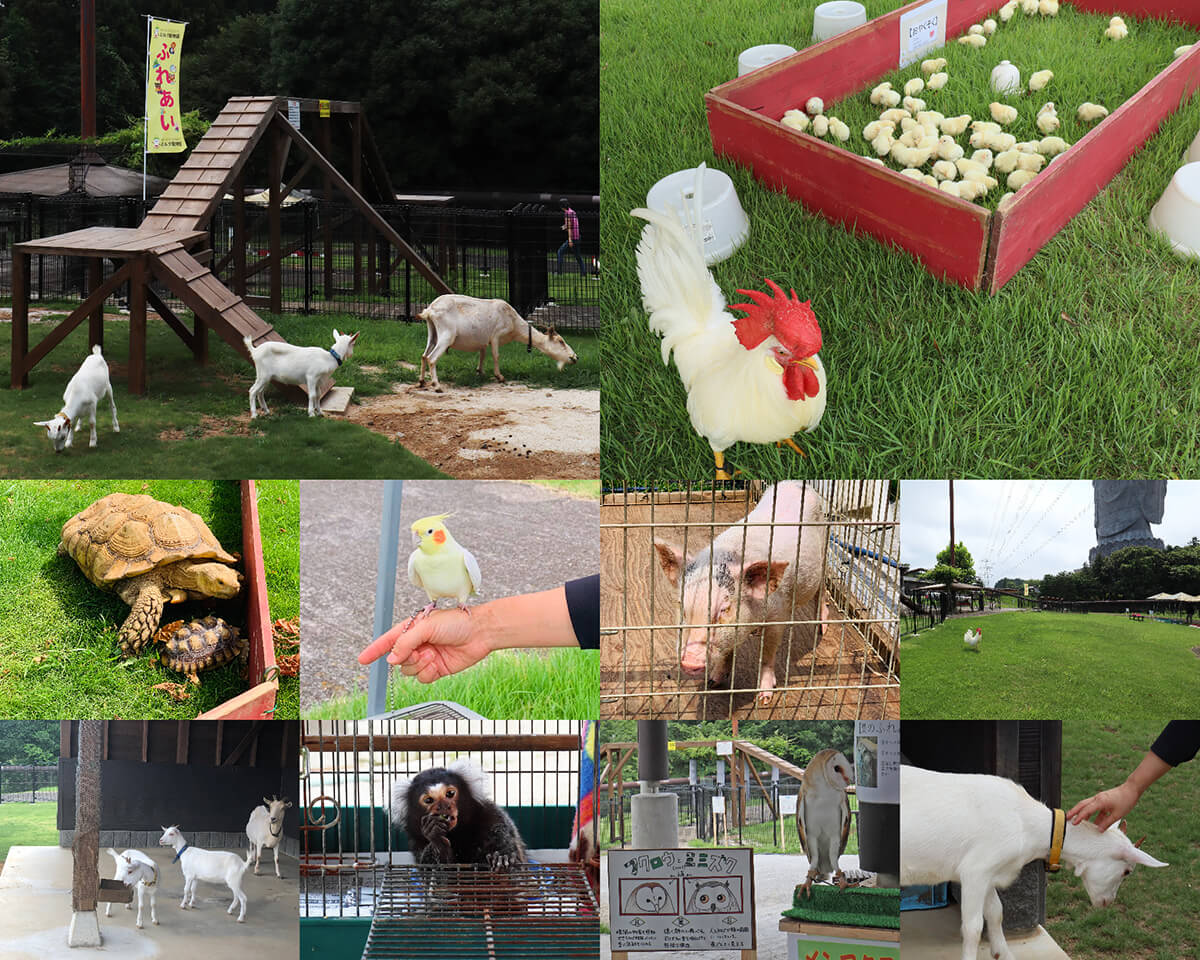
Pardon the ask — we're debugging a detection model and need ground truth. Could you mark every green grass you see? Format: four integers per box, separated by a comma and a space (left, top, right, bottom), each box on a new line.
522, 478, 601, 499
600, 0, 1200, 480
1, 308, 598, 479
0, 479, 298, 718
899, 611, 1200, 722
1050, 721, 1199, 959
302, 648, 600, 720
826, 7, 1198, 210
0, 803, 58, 863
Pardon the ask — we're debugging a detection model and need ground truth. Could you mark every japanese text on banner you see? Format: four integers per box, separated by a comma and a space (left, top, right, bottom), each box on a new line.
146, 19, 186, 153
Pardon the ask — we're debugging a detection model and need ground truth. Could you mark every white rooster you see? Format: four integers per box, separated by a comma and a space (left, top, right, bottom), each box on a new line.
964, 626, 982, 651
796, 748, 854, 896
631, 166, 827, 479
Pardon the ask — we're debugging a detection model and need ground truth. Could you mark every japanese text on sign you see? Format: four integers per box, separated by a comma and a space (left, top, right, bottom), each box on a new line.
145, 19, 186, 153
898, 0, 946, 67
608, 848, 755, 952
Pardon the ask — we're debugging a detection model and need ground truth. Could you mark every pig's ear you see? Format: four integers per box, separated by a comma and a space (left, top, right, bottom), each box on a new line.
742, 561, 790, 599
653, 541, 685, 586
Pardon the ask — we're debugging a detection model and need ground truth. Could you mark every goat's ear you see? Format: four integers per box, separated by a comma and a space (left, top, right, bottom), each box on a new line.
264, 796, 271, 806
333, 328, 341, 340
1134, 835, 1146, 849
1118, 819, 1128, 834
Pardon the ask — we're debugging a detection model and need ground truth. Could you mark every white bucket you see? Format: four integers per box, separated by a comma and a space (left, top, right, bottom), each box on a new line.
645, 166, 750, 265
1148, 162, 1200, 259
737, 43, 798, 76
812, 1, 867, 42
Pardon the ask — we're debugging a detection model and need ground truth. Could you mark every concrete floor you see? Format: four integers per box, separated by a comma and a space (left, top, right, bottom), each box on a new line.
0, 846, 298, 960
902, 904, 1070, 959
599, 852, 863, 960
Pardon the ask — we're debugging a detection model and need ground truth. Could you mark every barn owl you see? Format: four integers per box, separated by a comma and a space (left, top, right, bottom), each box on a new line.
796, 748, 854, 896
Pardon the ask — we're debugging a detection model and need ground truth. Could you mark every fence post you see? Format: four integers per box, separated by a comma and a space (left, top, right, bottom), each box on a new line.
30, 764, 37, 803
304, 203, 313, 315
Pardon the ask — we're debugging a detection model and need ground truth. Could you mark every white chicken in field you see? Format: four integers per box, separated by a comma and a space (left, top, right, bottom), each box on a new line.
964, 627, 982, 651
631, 167, 826, 479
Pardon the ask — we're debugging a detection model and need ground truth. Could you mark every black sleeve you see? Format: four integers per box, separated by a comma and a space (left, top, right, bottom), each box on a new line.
1150, 720, 1200, 767
564, 574, 599, 650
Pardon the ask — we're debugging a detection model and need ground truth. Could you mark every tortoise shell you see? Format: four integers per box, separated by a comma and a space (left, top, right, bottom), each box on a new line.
155, 616, 248, 677
60, 493, 237, 587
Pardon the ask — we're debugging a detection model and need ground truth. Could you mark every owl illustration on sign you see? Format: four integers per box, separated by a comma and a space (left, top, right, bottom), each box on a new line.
624, 881, 675, 914
686, 880, 740, 913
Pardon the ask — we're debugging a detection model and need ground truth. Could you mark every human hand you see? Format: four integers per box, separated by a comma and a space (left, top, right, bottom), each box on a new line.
1067, 781, 1140, 830
357, 609, 495, 682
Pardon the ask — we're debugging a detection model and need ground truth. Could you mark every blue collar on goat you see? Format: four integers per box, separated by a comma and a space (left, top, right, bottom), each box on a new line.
329, 347, 343, 366
172, 843, 190, 863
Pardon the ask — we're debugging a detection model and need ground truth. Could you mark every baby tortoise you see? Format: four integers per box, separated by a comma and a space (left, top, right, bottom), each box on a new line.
154, 616, 248, 685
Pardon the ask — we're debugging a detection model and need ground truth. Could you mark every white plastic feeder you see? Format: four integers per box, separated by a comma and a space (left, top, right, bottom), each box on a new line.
1187, 128, 1200, 164
645, 165, 749, 265
812, 2, 867, 42
737, 43, 797, 76
990, 60, 1021, 96
1148, 162, 1200, 259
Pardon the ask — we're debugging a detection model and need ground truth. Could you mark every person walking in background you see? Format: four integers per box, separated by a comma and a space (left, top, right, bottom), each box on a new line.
556, 198, 586, 275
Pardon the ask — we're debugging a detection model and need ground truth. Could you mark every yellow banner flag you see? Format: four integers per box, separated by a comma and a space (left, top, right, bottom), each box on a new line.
146, 19, 186, 153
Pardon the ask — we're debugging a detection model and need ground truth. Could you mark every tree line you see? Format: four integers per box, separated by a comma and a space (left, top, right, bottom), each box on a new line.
1039, 541, 1200, 601
0, 0, 598, 192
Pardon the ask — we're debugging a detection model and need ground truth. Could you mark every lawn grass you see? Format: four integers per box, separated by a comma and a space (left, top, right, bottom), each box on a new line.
1050, 720, 1198, 959
899, 611, 1200, 722
302, 648, 600, 720
0, 802, 58, 863
0, 308, 598, 479
825, 6, 1198, 210
0, 479, 298, 718
600, 0, 1200, 480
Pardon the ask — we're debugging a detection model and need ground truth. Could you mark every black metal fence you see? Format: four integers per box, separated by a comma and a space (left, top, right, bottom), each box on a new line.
0, 764, 57, 802
601, 779, 859, 851
0, 194, 600, 331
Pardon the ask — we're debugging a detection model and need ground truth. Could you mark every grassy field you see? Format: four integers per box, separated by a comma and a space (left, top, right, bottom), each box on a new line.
303, 648, 600, 720
600, 0, 1200, 481
0, 479, 299, 718
900, 611, 1200, 722
1, 308, 598, 478
0, 802, 57, 864
1050, 720, 1198, 959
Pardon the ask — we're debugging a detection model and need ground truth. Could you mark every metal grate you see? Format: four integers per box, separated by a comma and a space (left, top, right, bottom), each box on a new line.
362, 863, 599, 959
601, 481, 900, 719
381, 701, 487, 721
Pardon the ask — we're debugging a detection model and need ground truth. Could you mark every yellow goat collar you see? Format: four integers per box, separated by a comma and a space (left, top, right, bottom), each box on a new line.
1047, 808, 1065, 873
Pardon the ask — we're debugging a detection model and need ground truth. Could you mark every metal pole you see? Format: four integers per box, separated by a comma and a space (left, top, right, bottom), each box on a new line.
367, 480, 404, 717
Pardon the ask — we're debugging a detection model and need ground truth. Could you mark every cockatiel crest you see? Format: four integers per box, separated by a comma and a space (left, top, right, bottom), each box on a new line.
796, 748, 854, 897
729, 280, 822, 401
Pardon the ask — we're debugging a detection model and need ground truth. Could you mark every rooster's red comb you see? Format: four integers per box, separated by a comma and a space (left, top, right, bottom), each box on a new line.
729, 278, 821, 356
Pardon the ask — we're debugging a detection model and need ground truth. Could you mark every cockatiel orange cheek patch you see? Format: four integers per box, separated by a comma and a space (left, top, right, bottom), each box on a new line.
433, 530, 446, 544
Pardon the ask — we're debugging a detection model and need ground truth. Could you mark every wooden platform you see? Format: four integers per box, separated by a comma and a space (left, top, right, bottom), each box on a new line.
15, 225, 207, 258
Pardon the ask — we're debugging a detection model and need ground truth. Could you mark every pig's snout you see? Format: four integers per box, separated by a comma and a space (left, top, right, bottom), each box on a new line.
680, 629, 709, 677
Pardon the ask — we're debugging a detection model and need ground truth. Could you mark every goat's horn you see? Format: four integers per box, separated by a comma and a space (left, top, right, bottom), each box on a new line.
1134, 835, 1146, 848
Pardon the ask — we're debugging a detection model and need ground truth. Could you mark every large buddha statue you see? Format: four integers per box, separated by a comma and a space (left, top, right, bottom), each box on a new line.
1089, 480, 1167, 564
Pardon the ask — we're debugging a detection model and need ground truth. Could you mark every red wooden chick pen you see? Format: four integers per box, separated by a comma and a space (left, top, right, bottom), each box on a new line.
706, 0, 1200, 292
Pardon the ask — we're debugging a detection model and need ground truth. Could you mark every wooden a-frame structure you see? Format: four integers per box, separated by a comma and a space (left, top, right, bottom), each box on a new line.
10, 97, 452, 398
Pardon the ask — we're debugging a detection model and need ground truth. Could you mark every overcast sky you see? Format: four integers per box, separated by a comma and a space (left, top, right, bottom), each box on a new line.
900, 481, 1200, 585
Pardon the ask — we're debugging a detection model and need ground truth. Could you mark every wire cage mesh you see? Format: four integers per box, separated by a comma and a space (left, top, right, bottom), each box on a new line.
600, 481, 900, 719
300, 719, 597, 959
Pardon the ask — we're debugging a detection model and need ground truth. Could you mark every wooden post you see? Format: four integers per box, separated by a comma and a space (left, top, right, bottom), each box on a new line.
352, 112, 363, 294
11, 250, 29, 388
128, 256, 147, 395
269, 130, 283, 315
87, 258, 103, 349
320, 119, 334, 301
68, 719, 102, 946
233, 169, 247, 297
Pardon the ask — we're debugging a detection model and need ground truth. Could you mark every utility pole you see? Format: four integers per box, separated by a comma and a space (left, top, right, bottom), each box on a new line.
81, 0, 96, 141
948, 479, 956, 568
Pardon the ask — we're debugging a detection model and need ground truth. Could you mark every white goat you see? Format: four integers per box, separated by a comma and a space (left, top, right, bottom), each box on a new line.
243, 329, 358, 418
417, 294, 578, 392
34, 344, 119, 451
901, 766, 1167, 960
246, 795, 292, 878
158, 825, 251, 922
105, 847, 158, 928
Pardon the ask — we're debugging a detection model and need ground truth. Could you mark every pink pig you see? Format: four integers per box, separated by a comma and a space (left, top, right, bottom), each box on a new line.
654, 483, 826, 703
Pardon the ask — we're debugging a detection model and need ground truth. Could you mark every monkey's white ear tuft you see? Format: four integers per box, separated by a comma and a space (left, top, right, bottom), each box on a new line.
391, 778, 412, 824
448, 756, 491, 799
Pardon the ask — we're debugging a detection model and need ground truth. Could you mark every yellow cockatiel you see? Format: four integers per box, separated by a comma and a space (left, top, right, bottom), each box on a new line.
404, 514, 482, 627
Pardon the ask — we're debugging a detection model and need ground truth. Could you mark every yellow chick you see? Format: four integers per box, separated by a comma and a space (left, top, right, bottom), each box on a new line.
1105, 17, 1127, 40
920, 57, 947, 76
1078, 102, 1109, 122
1028, 70, 1054, 93
404, 514, 482, 627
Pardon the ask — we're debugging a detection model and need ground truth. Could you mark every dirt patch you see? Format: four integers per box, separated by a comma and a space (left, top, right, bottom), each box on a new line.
0, 307, 164, 324
345, 380, 599, 478
157, 413, 259, 444
1192, 646, 1200, 659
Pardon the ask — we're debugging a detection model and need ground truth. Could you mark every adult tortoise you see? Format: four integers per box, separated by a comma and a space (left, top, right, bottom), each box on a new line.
59, 493, 243, 654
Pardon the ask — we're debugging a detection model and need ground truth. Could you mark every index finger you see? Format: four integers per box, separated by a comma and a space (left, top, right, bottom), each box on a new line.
358, 621, 423, 665
1067, 795, 1101, 825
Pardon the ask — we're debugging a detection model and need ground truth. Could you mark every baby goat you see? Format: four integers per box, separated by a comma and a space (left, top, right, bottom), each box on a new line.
246, 795, 292, 878
35, 345, 119, 451
105, 847, 158, 929
901, 766, 1166, 960
244, 329, 358, 418
159, 825, 251, 922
